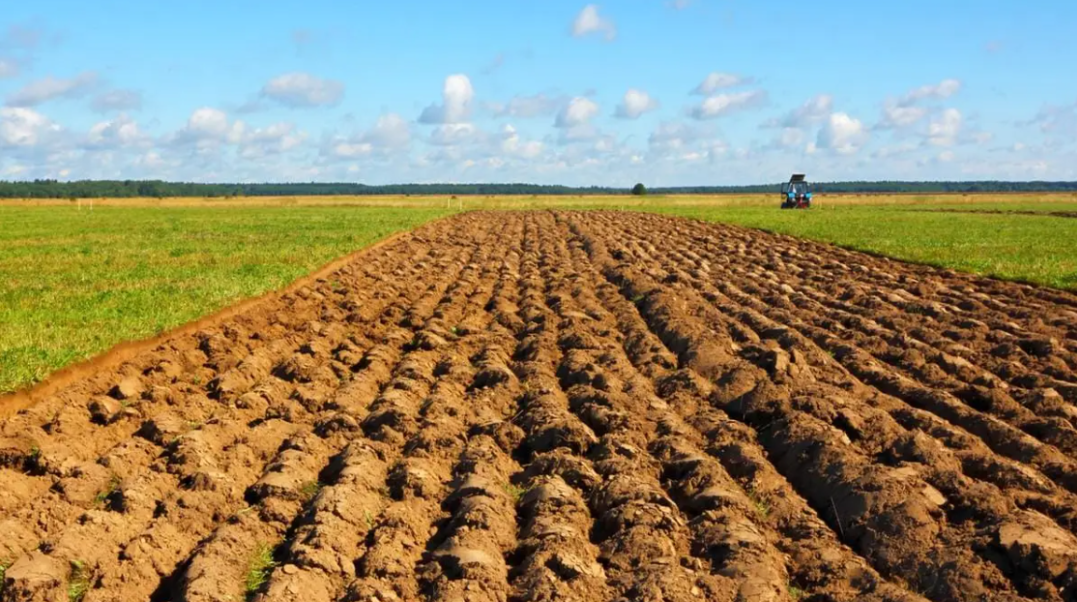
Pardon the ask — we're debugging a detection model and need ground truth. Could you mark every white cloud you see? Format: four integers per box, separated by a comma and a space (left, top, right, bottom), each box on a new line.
649, 121, 700, 152
239, 122, 306, 158
260, 72, 344, 108
487, 93, 564, 118
572, 5, 616, 41
6, 71, 99, 107
322, 112, 412, 161
878, 104, 928, 129
86, 114, 147, 148
692, 72, 749, 95
926, 108, 962, 146
418, 74, 474, 124
766, 94, 832, 128
0, 58, 16, 78
774, 127, 806, 149
814, 112, 868, 155
329, 140, 373, 158
902, 79, 962, 104
614, 89, 659, 119
689, 90, 767, 119
555, 97, 600, 128
877, 79, 962, 129
90, 89, 143, 113
168, 107, 246, 149
500, 124, 544, 158
0, 107, 61, 146
430, 123, 482, 146
361, 113, 411, 149
667, 0, 693, 8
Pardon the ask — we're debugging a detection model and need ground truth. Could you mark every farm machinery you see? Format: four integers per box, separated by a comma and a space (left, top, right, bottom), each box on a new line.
780, 174, 813, 209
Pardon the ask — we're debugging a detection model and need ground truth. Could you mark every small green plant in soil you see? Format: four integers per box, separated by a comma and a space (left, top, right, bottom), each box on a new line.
503, 482, 528, 503
244, 542, 278, 597
298, 480, 323, 503
68, 560, 91, 602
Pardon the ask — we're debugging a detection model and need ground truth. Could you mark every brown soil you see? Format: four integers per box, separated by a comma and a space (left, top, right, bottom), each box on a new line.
2, 210, 1077, 602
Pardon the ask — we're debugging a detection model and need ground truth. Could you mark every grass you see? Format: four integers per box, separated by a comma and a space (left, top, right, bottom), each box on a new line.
503, 482, 528, 503
93, 474, 123, 509
1, 192, 1074, 394
0, 204, 450, 393
298, 480, 322, 503
68, 560, 91, 602
244, 542, 277, 597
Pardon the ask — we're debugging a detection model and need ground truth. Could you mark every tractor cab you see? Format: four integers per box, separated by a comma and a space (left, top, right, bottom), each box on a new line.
780, 174, 813, 209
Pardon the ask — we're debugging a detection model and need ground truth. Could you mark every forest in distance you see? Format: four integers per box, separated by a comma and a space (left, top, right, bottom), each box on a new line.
2, 179, 1077, 198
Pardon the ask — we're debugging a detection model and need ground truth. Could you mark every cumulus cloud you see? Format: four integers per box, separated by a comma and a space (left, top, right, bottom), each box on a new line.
418, 74, 474, 124
239, 122, 307, 158
0, 106, 62, 146
614, 89, 659, 119
323, 113, 412, 160
6, 71, 99, 107
902, 79, 962, 104
692, 72, 750, 95
813, 112, 868, 155
362, 113, 411, 149
85, 113, 147, 148
90, 89, 142, 113
572, 5, 616, 41
487, 93, 564, 119
430, 123, 483, 146
765, 94, 832, 128
769, 127, 806, 150
688, 90, 767, 120
555, 97, 600, 129
878, 104, 927, 129
926, 108, 962, 146
260, 72, 344, 108
877, 79, 962, 129
500, 124, 543, 158
648, 121, 704, 153
168, 107, 246, 149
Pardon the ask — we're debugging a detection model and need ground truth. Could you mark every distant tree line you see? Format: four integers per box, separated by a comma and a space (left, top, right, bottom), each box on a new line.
1, 179, 1076, 199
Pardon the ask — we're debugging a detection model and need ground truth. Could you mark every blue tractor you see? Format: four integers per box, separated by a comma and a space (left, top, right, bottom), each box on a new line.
780, 173, 813, 209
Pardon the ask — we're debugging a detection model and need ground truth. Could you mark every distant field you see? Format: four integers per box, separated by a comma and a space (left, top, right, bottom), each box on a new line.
1, 191, 1075, 394
0, 204, 450, 393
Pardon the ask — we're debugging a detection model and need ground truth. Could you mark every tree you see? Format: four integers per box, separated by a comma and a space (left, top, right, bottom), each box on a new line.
631, 183, 647, 196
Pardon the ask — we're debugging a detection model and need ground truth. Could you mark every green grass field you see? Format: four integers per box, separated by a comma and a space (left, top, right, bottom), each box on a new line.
0, 204, 450, 393
1, 194, 1075, 394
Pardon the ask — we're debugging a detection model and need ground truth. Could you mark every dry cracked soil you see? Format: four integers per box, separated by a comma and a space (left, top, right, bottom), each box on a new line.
2, 210, 1077, 602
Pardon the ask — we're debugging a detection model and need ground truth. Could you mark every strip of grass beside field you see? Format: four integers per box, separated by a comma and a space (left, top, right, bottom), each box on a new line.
0, 205, 451, 393
651, 204, 1077, 291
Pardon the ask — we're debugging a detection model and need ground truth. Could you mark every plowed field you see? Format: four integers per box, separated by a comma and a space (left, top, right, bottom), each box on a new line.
2, 211, 1077, 602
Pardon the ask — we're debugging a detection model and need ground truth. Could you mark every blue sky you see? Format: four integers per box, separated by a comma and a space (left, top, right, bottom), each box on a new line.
1, 0, 1075, 185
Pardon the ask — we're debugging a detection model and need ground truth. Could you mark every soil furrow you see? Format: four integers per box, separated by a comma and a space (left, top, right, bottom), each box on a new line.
569, 213, 1061, 601
4, 211, 1077, 602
